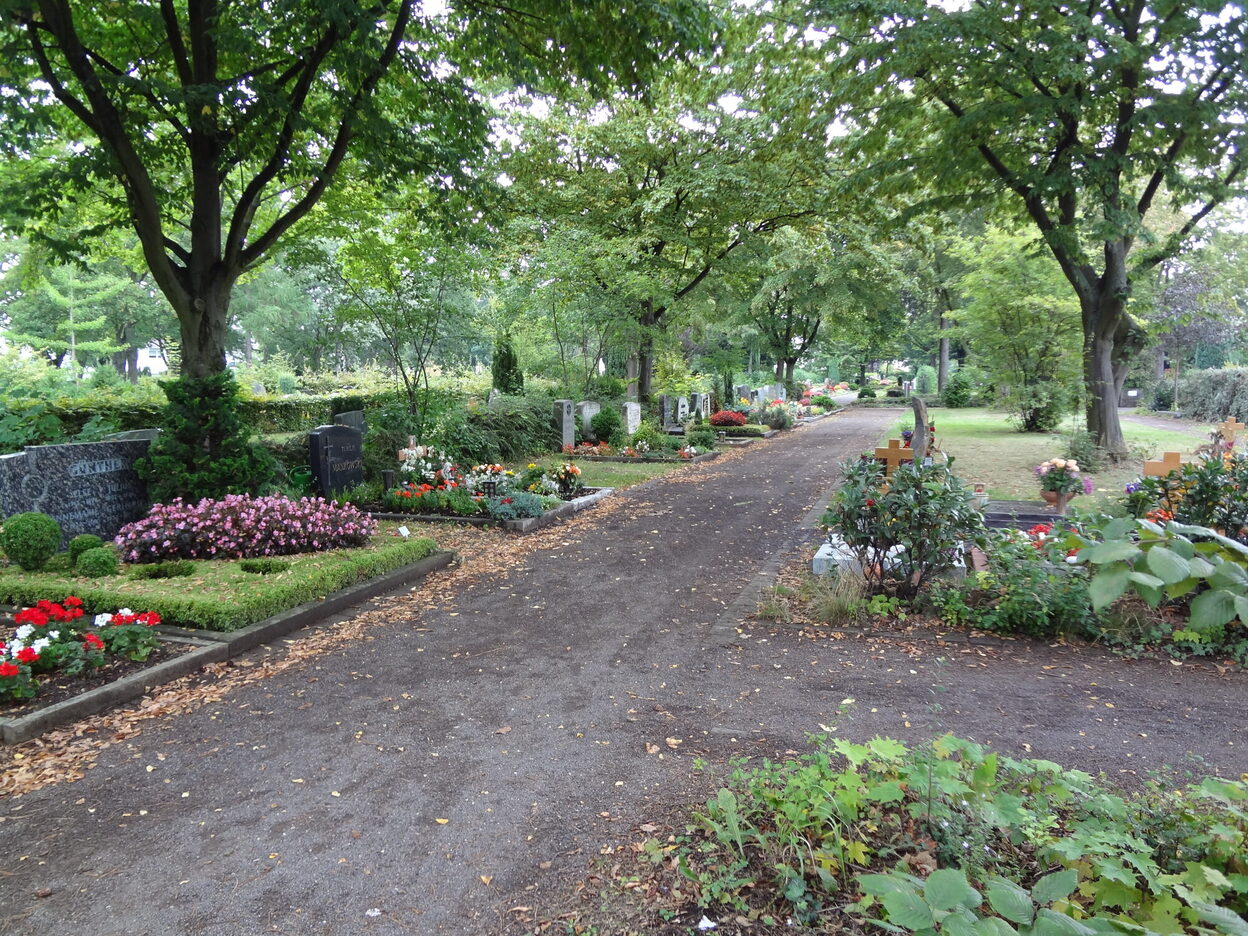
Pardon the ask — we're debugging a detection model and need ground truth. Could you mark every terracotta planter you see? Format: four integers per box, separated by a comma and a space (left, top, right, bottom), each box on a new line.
1040, 489, 1075, 515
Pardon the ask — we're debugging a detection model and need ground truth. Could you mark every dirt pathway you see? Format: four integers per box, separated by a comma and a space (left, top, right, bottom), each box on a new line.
2, 407, 1245, 936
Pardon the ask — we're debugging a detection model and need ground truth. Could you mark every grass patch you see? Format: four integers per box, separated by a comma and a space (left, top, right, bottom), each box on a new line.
529, 455, 686, 489
0, 523, 438, 632
881, 408, 1212, 505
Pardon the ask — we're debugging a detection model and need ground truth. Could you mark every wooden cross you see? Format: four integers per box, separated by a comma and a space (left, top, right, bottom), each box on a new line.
1143, 451, 1183, 478
1217, 417, 1246, 444
874, 438, 915, 477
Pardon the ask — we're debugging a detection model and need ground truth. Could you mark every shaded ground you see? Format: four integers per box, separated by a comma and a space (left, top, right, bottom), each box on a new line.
1, 407, 1245, 936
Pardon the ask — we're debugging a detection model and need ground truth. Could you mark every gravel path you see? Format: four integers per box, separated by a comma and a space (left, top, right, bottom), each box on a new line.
2, 406, 1245, 936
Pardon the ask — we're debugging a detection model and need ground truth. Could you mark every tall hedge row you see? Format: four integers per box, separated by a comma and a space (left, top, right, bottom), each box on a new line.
1172, 368, 1248, 422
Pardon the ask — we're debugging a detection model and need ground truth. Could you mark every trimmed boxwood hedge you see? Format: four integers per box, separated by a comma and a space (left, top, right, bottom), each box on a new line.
0, 535, 438, 632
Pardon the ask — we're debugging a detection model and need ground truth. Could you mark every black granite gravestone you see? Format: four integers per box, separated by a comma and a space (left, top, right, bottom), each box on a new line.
0, 439, 153, 544
308, 424, 365, 496
333, 410, 366, 436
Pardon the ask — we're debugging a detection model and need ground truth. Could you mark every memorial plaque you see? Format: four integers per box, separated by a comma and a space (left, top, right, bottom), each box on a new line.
621, 402, 641, 435
308, 424, 365, 496
577, 401, 601, 440
734, 385, 750, 404
553, 400, 575, 449
0, 439, 153, 544
660, 395, 678, 429
677, 396, 690, 422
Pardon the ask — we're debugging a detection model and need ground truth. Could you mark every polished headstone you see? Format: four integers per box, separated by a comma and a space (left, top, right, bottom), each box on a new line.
553, 400, 575, 449
308, 424, 365, 496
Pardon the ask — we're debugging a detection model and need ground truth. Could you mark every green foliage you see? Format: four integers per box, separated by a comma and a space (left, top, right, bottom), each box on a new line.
858, 387, 878, 399
915, 365, 938, 395
811, 393, 837, 409
76, 546, 119, 578
822, 459, 987, 599
686, 426, 717, 449
928, 533, 1097, 640
484, 491, 546, 520
67, 534, 105, 568
1169, 368, 1248, 422
136, 373, 277, 502
238, 558, 291, 575
1063, 429, 1107, 473
99, 625, 161, 663
942, 372, 973, 408
128, 560, 196, 580
590, 407, 622, 442
0, 512, 62, 571
673, 733, 1248, 932
491, 335, 525, 394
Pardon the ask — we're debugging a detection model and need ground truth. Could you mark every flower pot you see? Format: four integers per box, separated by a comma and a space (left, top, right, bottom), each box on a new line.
1040, 490, 1074, 515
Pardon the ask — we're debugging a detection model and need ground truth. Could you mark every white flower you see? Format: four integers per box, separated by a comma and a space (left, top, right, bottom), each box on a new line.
31, 638, 50, 653
47, 630, 59, 641
94, 613, 113, 627
1065, 555, 1079, 564
8, 639, 24, 653
14, 624, 34, 641
117, 608, 133, 617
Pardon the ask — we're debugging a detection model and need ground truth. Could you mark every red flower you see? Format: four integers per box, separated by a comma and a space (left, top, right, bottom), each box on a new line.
0, 662, 19, 677
83, 632, 105, 651
865, 499, 876, 507
15, 647, 39, 664
14, 608, 48, 627
64, 596, 83, 607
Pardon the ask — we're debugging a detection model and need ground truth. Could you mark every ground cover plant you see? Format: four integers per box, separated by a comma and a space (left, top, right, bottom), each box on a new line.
596, 733, 1248, 935
0, 524, 438, 632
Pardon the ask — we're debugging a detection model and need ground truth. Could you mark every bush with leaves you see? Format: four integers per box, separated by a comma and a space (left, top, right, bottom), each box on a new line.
1122, 454, 1248, 543
942, 371, 973, 408
135, 373, 276, 503
490, 334, 524, 394
0, 512, 62, 571
590, 406, 622, 443
822, 459, 987, 598
67, 534, 104, 568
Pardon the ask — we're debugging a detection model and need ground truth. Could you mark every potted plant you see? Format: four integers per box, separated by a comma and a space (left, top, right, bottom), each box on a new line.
1035, 458, 1093, 515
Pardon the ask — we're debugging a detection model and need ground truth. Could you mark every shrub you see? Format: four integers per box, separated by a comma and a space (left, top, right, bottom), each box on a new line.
490, 334, 524, 394
1171, 367, 1248, 421
484, 491, 546, 520
631, 421, 665, 448
67, 534, 105, 568
1, 512, 63, 571
857, 387, 877, 399
822, 459, 987, 599
135, 373, 276, 502
239, 558, 291, 575
686, 427, 717, 449
129, 559, 196, 580
590, 406, 622, 442
77, 546, 119, 578
915, 364, 938, 395
710, 410, 747, 427
757, 404, 795, 430
1062, 427, 1107, 472
942, 370, 973, 407
115, 495, 376, 562
884, 387, 905, 398
810, 394, 836, 409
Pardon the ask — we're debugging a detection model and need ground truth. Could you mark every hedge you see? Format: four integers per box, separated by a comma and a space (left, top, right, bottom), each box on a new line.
1172, 368, 1248, 422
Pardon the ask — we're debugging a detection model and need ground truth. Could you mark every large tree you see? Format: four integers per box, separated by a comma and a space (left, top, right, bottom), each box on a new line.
0, 0, 712, 378
821, 0, 1247, 456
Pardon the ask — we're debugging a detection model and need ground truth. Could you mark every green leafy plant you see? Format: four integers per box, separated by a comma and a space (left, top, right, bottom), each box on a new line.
67, 534, 104, 568
1, 512, 63, 571
128, 560, 197, 580
858, 387, 878, 399
490, 334, 524, 394
76, 546, 119, 578
484, 491, 546, 520
590, 406, 622, 443
238, 558, 291, 575
135, 373, 276, 502
942, 371, 972, 408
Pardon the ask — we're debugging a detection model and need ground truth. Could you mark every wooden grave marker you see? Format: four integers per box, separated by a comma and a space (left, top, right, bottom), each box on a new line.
874, 439, 915, 477
1216, 417, 1245, 444
1143, 451, 1182, 478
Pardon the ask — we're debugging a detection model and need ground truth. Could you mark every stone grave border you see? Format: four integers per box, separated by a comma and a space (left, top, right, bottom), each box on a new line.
370, 487, 614, 534
0, 550, 455, 745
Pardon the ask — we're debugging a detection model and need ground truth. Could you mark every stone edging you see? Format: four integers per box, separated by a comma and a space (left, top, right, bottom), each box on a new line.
0, 550, 456, 745
369, 487, 615, 533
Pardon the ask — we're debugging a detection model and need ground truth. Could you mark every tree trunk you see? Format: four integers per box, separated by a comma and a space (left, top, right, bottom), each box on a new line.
637, 334, 654, 402
937, 330, 950, 392
774, 359, 784, 381
176, 279, 234, 378
784, 359, 796, 383
626, 354, 639, 401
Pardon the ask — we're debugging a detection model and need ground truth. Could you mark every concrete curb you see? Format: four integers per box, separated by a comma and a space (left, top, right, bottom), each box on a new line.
1, 550, 456, 745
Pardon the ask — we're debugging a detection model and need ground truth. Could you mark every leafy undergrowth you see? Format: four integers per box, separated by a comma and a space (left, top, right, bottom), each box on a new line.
557, 735, 1248, 936
0, 524, 439, 631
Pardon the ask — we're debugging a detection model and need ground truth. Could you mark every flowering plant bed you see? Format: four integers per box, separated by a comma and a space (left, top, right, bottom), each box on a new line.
0, 525, 439, 632
370, 487, 614, 533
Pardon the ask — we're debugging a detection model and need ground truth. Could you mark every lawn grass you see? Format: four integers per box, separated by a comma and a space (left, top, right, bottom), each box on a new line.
528, 454, 688, 489
0, 523, 439, 632
881, 408, 1213, 504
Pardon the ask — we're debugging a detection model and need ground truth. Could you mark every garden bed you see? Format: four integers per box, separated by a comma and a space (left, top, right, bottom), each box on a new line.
0, 549, 454, 743
718, 424, 777, 438
369, 487, 614, 533
0, 526, 443, 632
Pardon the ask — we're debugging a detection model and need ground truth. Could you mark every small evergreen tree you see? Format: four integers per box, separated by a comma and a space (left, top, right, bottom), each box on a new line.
491, 335, 524, 394
135, 373, 275, 503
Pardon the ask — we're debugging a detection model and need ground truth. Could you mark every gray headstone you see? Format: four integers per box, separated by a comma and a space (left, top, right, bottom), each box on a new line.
772, 383, 787, 402
487, 388, 501, 404
734, 385, 750, 404
249, 381, 267, 396
553, 400, 575, 449
677, 396, 690, 422
333, 410, 366, 436
660, 395, 677, 429
577, 401, 601, 440
308, 424, 365, 496
0, 439, 154, 545
690, 393, 705, 419
621, 402, 641, 436
910, 397, 930, 460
